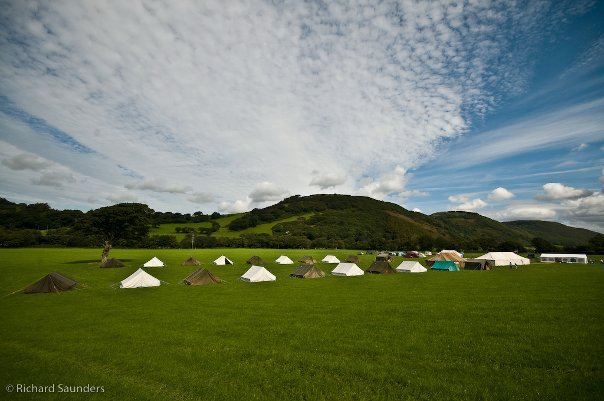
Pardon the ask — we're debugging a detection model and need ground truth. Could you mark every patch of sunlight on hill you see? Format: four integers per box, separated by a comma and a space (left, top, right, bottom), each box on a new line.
150, 213, 314, 240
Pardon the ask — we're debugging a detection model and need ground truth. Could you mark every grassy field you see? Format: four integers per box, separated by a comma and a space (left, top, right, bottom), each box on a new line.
0, 248, 602, 401
148, 214, 314, 240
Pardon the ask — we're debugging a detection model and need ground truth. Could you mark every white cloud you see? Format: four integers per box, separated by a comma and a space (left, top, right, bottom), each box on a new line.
219, 198, 252, 214
358, 167, 409, 199
448, 192, 487, 211
309, 172, 346, 190
31, 168, 78, 188
436, 98, 604, 169
572, 143, 589, 152
125, 179, 190, 194
560, 192, 604, 232
535, 183, 593, 201
498, 206, 557, 220
412, 207, 423, 213
105, 193, 139, 204
488, 187, 514, 201
448, 194, 470, 203
248, 182, 289, 203
458, 198, 488, 211
187, 192, 216, 204
2, 153, 51, 171
1, 150, 81, 189
599, 168, 604, 186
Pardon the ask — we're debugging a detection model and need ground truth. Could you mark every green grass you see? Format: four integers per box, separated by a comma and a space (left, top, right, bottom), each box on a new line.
0, 248, 602, 401
149, 213, 314, 240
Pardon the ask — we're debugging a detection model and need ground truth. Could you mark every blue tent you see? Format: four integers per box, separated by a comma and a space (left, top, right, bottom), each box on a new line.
431, 260, 460, 271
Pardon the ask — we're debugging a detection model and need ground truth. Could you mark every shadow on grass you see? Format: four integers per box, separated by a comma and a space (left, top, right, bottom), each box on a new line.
63, 259, 135, 264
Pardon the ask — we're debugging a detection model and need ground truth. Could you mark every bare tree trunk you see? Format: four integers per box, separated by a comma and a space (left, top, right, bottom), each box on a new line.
101, 241, 112, 265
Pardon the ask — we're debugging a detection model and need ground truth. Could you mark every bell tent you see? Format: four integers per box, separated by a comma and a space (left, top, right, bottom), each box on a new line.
396, 261, 427, 273
143, 257, 164, 267
366, 260, 396, 274
213, 256, 234, 265
299, 255, 317, 264
275, 255, 294, 264
120, 268, 161, 288
321, 255, 340, 264
331, 263, 364, 277
181, 256, 201, 266
290, 264, 326, 279
24, 272, 77, 294
183, 268, 221, 285
240, 266, 276, 283
246, 256, 265, 265
345, 255, 360, 264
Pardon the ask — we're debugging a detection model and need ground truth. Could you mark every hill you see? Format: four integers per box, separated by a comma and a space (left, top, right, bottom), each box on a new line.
503, 220, 597, 247
0, 195, 600, 250
225, 194, 599, 250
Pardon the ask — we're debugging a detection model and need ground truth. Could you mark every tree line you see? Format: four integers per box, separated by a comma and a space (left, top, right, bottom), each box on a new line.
0, 197, 602, 253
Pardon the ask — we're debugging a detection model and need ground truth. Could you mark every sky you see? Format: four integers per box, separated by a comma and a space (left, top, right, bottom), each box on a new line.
0, 0, 603, 233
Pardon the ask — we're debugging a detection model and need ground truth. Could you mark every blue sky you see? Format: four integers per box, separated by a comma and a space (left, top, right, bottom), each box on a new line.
0, 0, 603, 232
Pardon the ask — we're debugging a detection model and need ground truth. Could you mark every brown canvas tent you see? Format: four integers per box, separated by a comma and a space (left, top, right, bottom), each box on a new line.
290, 264, 326, 279
366, 261, 396, 274
464, 259, 492, 270
100, 258, 124, 268
181, 256, 201, 266
183, 268, 221, 285
298, 255, 317, 264
246, 256, 265, 265
427, 252, 465, 268
24, 272, 77, 294
345, 255, 360, 264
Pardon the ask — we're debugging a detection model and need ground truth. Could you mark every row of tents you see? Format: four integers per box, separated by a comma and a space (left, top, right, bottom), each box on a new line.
105, 254, 354, 269
22, 259, 431, 293
133, 251, 529, 271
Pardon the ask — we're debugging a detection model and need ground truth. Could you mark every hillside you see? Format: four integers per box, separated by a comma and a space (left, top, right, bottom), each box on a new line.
224, 194, 599, 250
503, 220, 597, 247
430, 211, 534, 246
0, 195, 600, 250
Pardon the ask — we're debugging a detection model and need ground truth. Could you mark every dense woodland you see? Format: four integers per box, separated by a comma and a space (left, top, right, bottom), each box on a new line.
0, 195, 602, 253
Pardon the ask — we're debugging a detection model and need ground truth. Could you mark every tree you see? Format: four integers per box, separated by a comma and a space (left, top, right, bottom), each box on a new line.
588, 234, 604, 253
498, 240, 526, 253
75, 203, 154, 262
531, 237, 556, 253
